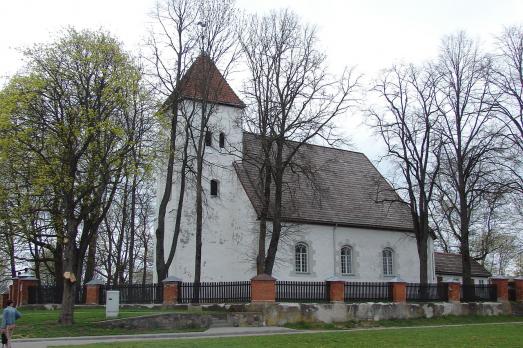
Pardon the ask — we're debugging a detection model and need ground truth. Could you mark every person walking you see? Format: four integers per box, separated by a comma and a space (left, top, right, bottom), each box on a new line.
1, 300, 22, 348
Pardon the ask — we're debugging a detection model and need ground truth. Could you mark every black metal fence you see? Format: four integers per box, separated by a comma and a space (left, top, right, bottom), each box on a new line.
406, 283, 448, 302
25, 280, 505, 305
100, 283, 163, 304
27, 284, 86, 304
276, 281, 328, 303
460, 284, 497, 302
179, 281, 250, 303
344, 282, 391, 302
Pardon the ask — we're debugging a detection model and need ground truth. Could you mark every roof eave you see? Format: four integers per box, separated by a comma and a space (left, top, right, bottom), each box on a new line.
258, 216, 414, 233
181, 96, 246, 109
436, 271, 492, 278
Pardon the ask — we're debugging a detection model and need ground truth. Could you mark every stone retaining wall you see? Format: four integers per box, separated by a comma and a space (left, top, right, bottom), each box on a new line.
245, 302, 511, 326
96, 302, 513, 330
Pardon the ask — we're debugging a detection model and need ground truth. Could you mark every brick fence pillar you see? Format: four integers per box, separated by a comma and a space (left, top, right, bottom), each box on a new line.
445, 281, 461, 303
327, 279, 345, 303
18, 276, 39, 306
390, 280, 406, 303
514, 277, 523, 303
162, 276, 182, 305
251, 274, 276, 303
85, 279, 105, 305
491, 276, 509, 302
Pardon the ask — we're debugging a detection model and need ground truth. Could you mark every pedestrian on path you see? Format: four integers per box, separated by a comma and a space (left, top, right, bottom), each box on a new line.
1, 300, 22, 348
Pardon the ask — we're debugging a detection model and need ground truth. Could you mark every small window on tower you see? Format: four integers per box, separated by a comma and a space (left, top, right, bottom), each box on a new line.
205, 131, 212, 146
210, 179, 219, 197
219, 132, 225, 148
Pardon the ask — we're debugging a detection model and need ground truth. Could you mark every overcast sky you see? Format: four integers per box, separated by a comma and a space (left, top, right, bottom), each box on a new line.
1, 0, 521, 166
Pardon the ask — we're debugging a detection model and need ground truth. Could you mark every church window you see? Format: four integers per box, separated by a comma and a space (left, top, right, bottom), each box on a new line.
205, 131, 212, 146
341, 246, 352, 275
295, 243, 308, 273
219, 132, 225, 148
382, 248, 394, 276
210, 179, 219, 197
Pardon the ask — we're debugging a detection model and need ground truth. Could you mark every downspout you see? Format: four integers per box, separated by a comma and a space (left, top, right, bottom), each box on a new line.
332, 224, 338, 276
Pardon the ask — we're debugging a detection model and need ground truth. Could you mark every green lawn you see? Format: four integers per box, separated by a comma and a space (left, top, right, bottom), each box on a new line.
13, 307, 204, 338
284, 314, 523, 330
52, 323, 523, 348
14, 307, 523, 344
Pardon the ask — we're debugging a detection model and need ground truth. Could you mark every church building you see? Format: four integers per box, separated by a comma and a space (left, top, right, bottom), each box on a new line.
155, 56, 437, 283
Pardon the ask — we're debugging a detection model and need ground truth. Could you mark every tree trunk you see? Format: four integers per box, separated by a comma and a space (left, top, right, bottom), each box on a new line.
257, 163, 271, 275
84, 233, 97, 283
115, 176, 129, 285
128, 172, 137, 284
193, 153, 204, 302
264, 139, 284, 275
155, 103, 180, 282
59, 214, 79, 325
142, 231, 148, 286
8, 232, 16, 278
193, 101, 208, 302
417, 233, 429, 285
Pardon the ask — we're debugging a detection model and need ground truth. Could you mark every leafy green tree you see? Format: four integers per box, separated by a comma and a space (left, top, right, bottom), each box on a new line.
0, 28, 146, 324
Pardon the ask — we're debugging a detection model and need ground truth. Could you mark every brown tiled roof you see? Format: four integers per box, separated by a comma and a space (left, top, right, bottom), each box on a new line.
177, 55, 245, 108
234, 132, 414, 231
434, 252, 491, 277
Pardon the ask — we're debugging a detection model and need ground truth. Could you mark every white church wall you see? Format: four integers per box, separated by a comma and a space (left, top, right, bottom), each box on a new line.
154, 100, 433, 284
158, 102, 260, 282
272, 224, 426, 283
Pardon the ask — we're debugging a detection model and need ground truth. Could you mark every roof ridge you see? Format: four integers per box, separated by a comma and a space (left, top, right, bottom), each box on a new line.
242, 131, 365, 156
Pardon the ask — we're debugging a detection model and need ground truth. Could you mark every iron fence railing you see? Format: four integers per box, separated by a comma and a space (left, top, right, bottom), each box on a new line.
179, 281, 250, 304
99, 283, 163, 304
344, 282, 391, 302
460, 284, 497, 302
406, 283, 448, 302
27, 284, 85, 304
276, 281, 328, 303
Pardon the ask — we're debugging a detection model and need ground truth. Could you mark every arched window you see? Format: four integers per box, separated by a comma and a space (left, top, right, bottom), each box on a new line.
382, 248, 393, 276
205, 131, 212, 146
341, 246, 352, 275
295, 243, 308, 273
219, 132, 225, 148
210, 179, 219, 197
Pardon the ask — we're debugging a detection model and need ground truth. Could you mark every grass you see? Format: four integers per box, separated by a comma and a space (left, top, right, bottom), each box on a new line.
51, 322, 523, 347
12, 307, 205, 338
284, 314, 523, 330
13, 306, 523, 343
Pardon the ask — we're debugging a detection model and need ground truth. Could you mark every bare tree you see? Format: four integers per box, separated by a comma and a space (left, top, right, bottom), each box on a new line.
369, 63, 442, 284
434, 32, 501, 287
240, 10, 358, 275
491, 25, 523, 194
149, 0, 239, 289
148, 0, 198, 282
184, 0, 240, 299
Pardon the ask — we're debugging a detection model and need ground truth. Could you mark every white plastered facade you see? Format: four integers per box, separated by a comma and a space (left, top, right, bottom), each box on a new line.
155, 101, 436, 283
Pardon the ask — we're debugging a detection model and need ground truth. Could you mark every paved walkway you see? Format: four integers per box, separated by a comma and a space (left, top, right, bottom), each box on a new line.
12, 321, 523, 348
12, 327, 297, 348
